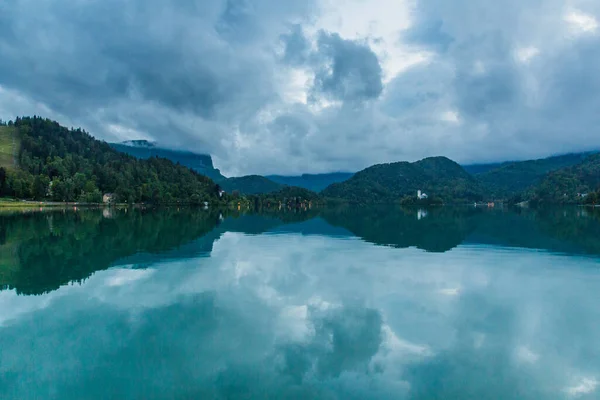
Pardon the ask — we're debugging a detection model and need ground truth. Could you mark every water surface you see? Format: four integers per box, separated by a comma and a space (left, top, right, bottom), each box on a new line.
1, 206, 600, 399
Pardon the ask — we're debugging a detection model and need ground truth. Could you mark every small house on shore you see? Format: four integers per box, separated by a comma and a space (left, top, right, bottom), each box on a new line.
103, 193, 115, 204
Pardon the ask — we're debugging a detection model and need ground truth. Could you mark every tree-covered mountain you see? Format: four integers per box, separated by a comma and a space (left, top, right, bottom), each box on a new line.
110, 140, 226, 182
322, 156, 484, 203
521, 153, 600, 204
0, 117, 222, 204
472, 152, 594, 198
220, 175, 283, 195
266, 172, 354, 192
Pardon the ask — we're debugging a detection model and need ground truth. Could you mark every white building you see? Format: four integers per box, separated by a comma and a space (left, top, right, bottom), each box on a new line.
417, 190, 428, 200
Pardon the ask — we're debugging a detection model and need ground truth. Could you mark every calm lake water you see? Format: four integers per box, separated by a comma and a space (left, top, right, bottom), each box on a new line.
1, 206, 600, 399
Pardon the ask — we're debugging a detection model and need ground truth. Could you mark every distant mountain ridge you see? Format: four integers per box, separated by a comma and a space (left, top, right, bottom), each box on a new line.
109, 138, 599, 202
110, 140, 226, 182
110, 141, 354, 194
267, 172, 354, 192
220, 175, 283, 195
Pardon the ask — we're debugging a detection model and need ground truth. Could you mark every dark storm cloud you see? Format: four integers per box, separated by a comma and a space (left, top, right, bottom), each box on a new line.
311, 31, 384, 102
0, 0, 276, 118
0, 0, 315, 159
1, 0, 600, 174
280, 24, 311, 66
387, 0, 600, 163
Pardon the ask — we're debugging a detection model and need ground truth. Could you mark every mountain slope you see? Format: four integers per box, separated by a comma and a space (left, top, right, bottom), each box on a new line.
524, 154, 600, 204
220, 175, 283, 195
110, 140, 225, 181
0, 117, 221, 204
472, 152, 593, 198
266, 172, 354, 192
322, 156, 484, 203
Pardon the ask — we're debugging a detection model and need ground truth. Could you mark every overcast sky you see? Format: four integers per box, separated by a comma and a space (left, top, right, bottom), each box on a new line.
1, 0, 600, 176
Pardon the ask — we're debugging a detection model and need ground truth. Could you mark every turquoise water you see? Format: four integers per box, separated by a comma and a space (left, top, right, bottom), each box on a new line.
1, 207, 600, 399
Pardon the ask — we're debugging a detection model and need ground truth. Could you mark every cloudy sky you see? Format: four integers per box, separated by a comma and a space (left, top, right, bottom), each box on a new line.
1, 0, 600, 175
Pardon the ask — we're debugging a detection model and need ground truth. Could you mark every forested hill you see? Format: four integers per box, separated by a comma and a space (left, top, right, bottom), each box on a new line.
0, 117, 222, 204
322, 156, 484, 203
522, 154, 600, 204
471, 152, 594, 198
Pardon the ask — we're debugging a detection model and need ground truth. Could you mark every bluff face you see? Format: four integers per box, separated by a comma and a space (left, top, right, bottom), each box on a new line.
110, 141, 226, 182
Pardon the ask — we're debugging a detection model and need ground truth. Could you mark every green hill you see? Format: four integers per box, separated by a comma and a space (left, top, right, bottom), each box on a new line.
0, 117, 222, 204
220, 175, 283, 195
473, 152, 593, 198
523, 154, 600, 204
322, 156, 484, 203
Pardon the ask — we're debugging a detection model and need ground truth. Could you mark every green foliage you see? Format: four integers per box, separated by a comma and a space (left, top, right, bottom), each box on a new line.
247, 186, 324, 208
1, 116, 223, 204
475, 152, 592, 198
584, 191, 599, 205
0, 126, 18, 169
523, 154, 600, 204
322, 157, 484, 203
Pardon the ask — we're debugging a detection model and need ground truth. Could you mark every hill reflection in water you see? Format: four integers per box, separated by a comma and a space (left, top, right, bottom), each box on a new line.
1, 206, 599, 295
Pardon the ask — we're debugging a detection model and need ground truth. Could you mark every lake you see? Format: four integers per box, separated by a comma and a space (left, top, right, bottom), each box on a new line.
1, 206, 600, 399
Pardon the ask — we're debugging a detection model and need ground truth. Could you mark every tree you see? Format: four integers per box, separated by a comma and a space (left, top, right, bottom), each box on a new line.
32, 175, 50, 200
0, 167, 6, 196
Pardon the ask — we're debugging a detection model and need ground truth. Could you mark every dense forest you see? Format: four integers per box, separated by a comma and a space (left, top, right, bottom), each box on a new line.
520, 154, 600, 204
322, 157, 485, 203
0, 117, 224, 204
246, 186, 324, 209
472, 152, 593, 198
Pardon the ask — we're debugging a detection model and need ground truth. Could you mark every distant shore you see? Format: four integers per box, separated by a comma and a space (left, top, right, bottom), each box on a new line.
0, 199, 134, 212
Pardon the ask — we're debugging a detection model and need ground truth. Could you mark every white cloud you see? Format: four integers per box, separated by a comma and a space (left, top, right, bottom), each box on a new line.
565, 377, 599, 397
515, 46, 540, 63
565, 10, 599, 35
440, 110, 461, 124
